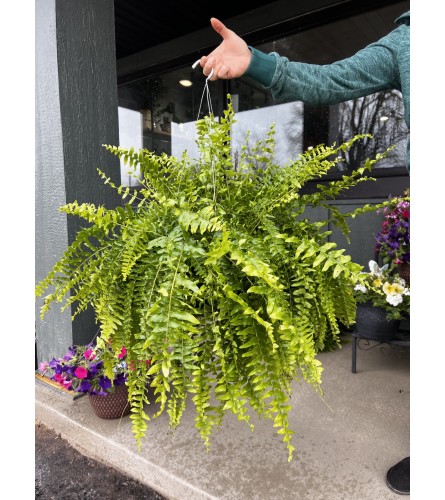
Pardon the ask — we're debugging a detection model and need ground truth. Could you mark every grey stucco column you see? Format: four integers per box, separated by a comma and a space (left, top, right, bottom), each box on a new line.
36, 0, 122, 364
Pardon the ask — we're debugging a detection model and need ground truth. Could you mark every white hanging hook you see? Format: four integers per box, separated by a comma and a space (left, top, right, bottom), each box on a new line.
192, 59, 214, 81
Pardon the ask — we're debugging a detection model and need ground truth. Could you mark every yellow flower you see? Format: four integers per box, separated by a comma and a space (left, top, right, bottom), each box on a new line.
383, 282, 404, 295
372, 278, 382, 287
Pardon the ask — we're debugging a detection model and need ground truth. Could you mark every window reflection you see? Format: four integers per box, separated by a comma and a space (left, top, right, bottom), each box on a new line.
231, 102, 304, 167
118, 107, 142, 186
334, 90, 408, 170
117, 67, 223, 184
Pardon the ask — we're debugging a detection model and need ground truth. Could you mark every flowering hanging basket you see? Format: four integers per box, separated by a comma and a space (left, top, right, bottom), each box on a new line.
375, 195, 410, 272
88, 383, 131, 420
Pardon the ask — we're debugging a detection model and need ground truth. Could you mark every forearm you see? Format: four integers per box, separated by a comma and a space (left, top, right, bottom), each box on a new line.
244, 28, 402, 106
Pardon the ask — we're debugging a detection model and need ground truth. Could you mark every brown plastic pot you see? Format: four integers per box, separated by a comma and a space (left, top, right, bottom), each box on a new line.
88, 383, 131, 419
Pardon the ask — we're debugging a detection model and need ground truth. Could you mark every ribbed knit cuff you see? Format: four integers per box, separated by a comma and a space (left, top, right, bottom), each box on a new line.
244, 46, 277, 87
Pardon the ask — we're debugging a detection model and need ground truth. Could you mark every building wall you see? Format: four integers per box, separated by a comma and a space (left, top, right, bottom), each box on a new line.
36, 0, 73, 361
35, 0, 122, 363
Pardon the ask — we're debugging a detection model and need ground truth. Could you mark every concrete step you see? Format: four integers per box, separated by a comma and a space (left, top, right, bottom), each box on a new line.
35, 340, 409, 500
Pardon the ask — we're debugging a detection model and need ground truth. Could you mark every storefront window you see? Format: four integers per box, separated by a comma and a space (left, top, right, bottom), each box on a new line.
231, 1, 409, 173
118, 67, 224, 185
118, 2, 409, 184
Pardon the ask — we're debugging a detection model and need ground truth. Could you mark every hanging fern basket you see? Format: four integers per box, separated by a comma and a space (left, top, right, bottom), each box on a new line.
36, 96, 392, 460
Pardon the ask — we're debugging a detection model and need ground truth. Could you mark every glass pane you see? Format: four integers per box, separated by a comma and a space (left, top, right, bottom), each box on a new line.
231, 100, 304, 167
118, 66, 224, 185
335, 90, 408, 171
118, 107, 143, 186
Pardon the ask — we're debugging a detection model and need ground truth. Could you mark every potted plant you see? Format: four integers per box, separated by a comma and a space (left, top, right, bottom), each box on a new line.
375, 193, 410, 283
353, 260, 410, 339
36, 97, 391, 460
39, 343, 131, 419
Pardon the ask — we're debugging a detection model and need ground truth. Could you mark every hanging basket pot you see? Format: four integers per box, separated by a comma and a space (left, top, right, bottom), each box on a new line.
88, 383, 131, 420
355, 302, 400, 340
398, 262, 410, 286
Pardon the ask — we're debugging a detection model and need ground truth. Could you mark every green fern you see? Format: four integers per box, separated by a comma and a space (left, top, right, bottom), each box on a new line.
36, 95, 390, 461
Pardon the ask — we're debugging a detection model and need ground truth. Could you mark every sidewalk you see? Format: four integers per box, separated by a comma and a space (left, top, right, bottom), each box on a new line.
35, 336, 409, 500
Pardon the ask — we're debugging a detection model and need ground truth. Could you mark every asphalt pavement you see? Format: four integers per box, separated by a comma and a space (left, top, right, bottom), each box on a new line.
35, 422, 166, 499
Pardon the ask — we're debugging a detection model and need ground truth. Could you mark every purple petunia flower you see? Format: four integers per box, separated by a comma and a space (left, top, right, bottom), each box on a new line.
99, 376, 112, 390
48, 358, 60, 370
114, 373, 126, 386
89, 361, 104, 376
78, 380, 92, 393
375, 196, 409, 265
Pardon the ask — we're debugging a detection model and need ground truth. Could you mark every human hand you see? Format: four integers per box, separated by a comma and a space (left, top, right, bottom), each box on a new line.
198, 18, 252, 81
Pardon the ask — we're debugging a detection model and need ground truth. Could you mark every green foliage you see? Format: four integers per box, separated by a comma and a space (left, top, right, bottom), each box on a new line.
36, 96, 389, 461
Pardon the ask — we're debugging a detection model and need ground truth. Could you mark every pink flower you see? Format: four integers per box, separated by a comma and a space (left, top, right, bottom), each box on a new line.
74, 366, 89, 379
60, 378, 72, 389
118, 346, 127, 359
39, 361, 49, 373
54, 373, 72, 390
83, 349, 96, 360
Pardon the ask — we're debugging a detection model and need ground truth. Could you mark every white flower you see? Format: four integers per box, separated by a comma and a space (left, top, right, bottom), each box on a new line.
354, 284, 367, 293
403, 290, 410, 296
386, 293, 403, 306
113, 361, 127, 372
368, 260, 389, 277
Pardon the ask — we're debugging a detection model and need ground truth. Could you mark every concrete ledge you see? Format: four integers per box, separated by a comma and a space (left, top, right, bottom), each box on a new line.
35, 379, 217, 500
35, 338, 409, 499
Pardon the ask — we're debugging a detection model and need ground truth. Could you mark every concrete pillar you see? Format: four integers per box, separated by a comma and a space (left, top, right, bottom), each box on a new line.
36, 0, 121, 364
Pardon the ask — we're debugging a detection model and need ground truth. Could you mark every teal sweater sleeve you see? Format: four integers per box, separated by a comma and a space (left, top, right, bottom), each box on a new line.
244, 13, 409, 128
243, 12, 410, 169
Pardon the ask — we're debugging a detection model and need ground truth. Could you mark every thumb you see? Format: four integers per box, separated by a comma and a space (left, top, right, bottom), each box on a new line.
210, 17, 230, 39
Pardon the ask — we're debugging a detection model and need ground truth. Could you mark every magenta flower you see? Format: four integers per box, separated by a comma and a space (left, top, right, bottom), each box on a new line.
118, 346, 127, 359
60, 378, 72, 390
84, 349, 96, 361
74, 366, 89, 379
53, 373, 72, 390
